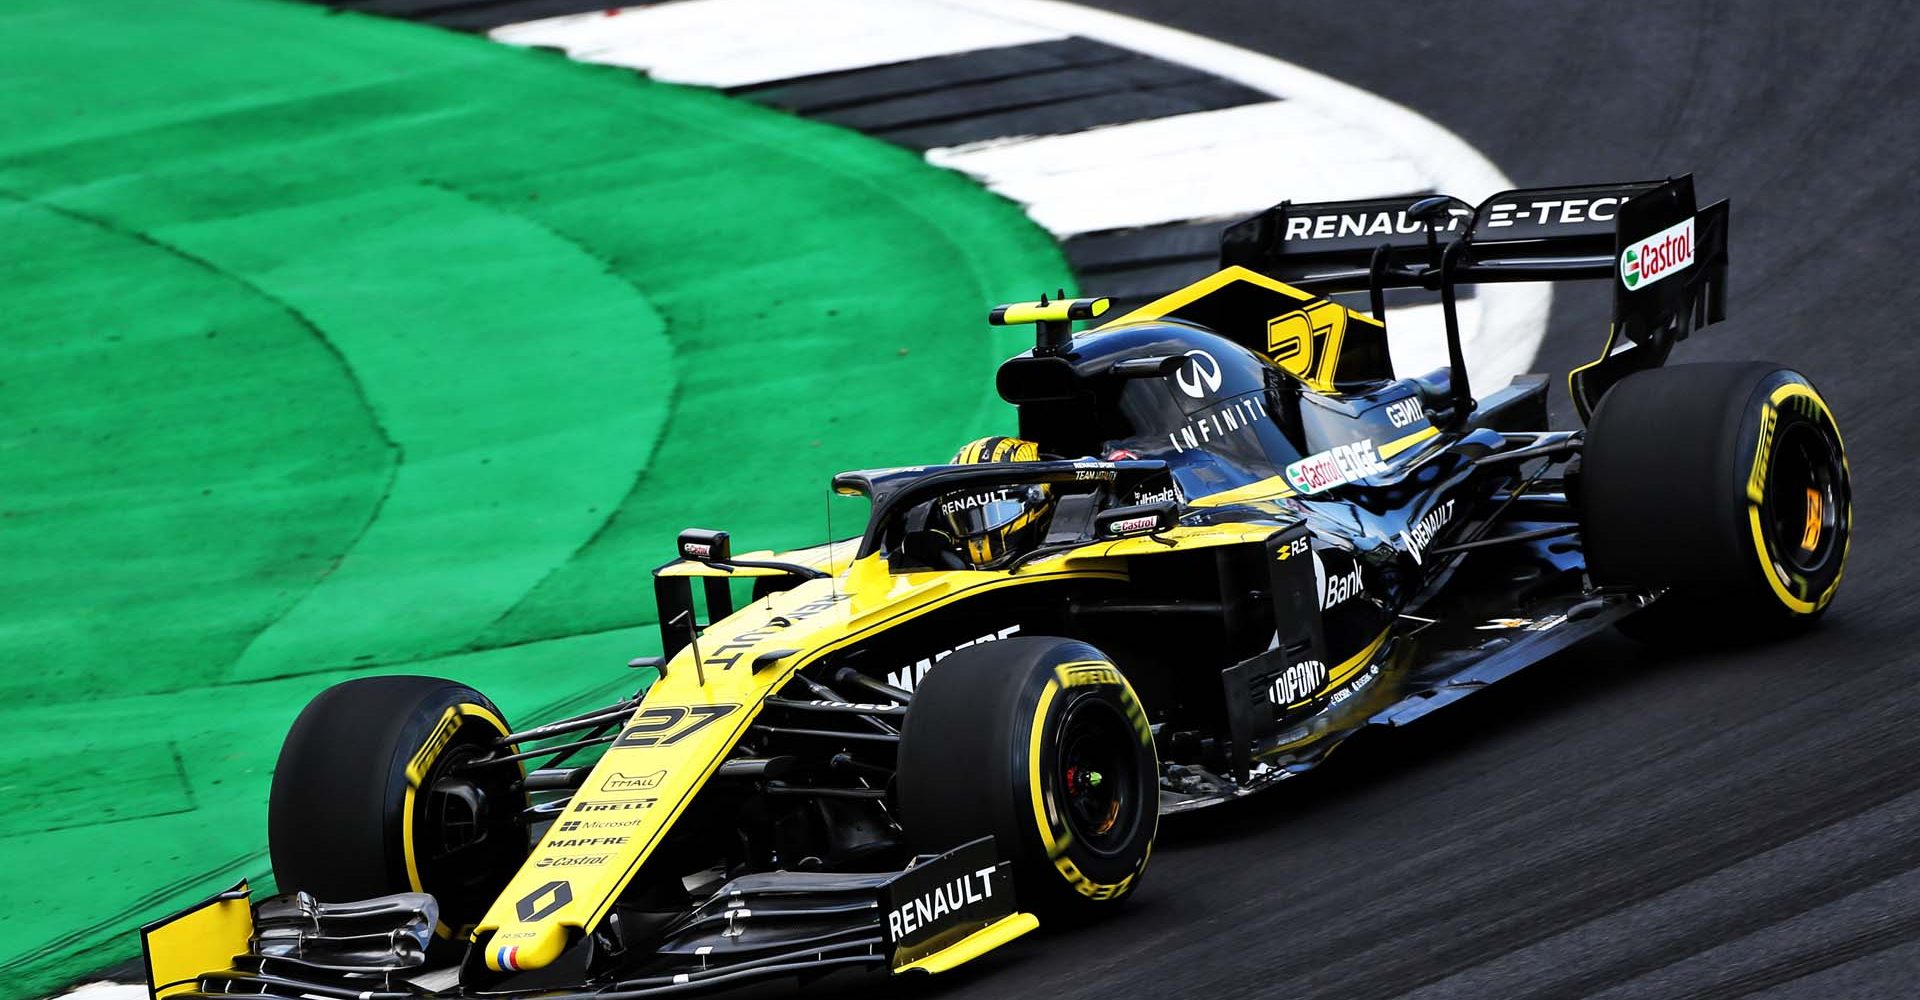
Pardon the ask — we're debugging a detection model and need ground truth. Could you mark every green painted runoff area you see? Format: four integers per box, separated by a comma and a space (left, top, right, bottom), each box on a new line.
0, 1, 1072, 994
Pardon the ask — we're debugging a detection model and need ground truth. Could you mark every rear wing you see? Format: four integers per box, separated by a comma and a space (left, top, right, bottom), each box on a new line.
1219, 177, 1729, 420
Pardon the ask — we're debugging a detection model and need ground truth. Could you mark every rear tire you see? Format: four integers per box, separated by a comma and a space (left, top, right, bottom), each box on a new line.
896, 637, 1157, 921
1579, 362, 1850, 642
269, 676, 528, 955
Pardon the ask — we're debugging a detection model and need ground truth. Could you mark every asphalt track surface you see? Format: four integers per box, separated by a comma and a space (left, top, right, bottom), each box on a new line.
891, 5, 1920, 999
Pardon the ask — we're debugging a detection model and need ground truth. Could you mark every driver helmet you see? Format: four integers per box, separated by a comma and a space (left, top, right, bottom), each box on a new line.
941, 436, 1054, 569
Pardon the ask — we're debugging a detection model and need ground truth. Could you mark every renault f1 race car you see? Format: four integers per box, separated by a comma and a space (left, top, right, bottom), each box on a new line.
140, 175, 1850, 999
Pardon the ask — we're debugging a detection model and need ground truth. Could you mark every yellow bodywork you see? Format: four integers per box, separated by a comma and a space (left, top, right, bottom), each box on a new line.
989, 296, 1110, 326
1099, 265, 1390, 394
894, 912, 1040, 974
478, 265, 1431, 970
475, 517, 1292, 970
140, 881, 253, 1000
476, 554, 1129, 969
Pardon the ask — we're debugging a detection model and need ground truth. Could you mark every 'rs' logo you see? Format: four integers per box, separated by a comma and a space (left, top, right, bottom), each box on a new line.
515, 880, 572, 921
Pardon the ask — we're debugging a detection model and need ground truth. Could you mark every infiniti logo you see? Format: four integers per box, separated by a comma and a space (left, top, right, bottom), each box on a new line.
1174, 349, 1222, 399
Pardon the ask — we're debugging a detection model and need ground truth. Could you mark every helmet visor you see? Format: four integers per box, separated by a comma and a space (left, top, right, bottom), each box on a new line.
939, 488, 1032, 538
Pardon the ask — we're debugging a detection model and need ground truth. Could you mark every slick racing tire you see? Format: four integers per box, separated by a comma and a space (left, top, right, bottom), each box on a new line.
269, 676, 528, 956
1579, 362, 1850, 642
897, 637, 1158, 920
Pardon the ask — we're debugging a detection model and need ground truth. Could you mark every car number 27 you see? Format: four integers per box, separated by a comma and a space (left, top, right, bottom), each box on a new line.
613, 704, 740, 749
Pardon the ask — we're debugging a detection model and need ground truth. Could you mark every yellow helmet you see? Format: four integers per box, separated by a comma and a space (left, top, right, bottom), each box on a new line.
941, 437, 1055, 569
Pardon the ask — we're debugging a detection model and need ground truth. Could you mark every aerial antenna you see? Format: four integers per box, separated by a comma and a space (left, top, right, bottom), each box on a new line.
825, 486, 837, 603
669, 609, 705, 687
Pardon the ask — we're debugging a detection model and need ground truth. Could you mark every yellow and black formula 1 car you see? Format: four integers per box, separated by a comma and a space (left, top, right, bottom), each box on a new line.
142, 175, 1850, 997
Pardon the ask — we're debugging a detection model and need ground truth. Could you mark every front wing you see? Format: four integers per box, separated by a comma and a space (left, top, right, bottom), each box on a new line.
139, 838, 1033, 1000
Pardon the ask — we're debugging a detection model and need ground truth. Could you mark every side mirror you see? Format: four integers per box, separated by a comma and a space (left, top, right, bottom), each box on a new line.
677, 528, 731, 563
1094, 500, 1179, 539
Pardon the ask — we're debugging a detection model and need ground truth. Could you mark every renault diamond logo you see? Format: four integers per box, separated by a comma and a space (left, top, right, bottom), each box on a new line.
515, 880, 572, 922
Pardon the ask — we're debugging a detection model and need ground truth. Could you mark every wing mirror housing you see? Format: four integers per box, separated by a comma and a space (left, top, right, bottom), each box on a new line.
1094, 500, 1179, 539
677, 528, 731, 563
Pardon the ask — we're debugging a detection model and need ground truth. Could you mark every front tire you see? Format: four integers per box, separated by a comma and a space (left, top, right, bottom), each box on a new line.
269, 676, 529, 953
1579, 362, 1851, 641
896, 637, 1158, 920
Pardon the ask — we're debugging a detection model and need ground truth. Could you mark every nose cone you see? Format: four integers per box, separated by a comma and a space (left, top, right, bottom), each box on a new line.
485, 920, 569, 972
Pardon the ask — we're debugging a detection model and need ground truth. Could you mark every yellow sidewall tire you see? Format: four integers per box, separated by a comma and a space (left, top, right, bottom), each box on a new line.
898, 637, 1159, 920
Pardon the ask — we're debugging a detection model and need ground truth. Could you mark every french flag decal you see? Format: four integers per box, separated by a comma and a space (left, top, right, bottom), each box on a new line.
497, 945, 521, 971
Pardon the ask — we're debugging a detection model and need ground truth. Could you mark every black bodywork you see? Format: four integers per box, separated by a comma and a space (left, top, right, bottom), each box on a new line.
658, 176, 1729, 810
801, 341, 1608, 810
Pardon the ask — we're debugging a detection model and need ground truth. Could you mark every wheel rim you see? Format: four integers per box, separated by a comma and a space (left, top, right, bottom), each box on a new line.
1765, 421, 1843, 575
414, 736, 525, 926
1055, 697, 1142, 857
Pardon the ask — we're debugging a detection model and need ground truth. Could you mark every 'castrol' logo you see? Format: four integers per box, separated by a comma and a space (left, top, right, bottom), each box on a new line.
1284, 439, 1386, 495
1620, 216, 1694, 290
